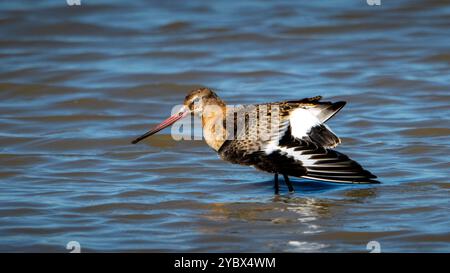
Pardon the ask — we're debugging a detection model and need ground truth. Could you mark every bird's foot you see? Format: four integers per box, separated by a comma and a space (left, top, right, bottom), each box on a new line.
283, 174, 295, 193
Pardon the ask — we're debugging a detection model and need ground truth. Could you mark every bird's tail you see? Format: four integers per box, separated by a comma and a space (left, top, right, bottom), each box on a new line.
301, 147, 379, 184
301, 149, 380, 184
275, 139, 379, 184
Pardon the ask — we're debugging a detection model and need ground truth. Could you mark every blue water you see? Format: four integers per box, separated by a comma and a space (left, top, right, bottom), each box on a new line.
0, 0, 449, 252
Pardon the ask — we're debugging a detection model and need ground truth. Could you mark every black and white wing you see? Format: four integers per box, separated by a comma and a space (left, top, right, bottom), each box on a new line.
284, 99, 346, 149
265, 132, 379, 184
218, 98, 378, 184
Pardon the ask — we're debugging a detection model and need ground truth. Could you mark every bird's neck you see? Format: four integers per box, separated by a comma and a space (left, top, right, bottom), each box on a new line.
201, 102, 227, 151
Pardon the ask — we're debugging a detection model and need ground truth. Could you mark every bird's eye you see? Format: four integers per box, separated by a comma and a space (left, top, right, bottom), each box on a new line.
192, 98, 201, 104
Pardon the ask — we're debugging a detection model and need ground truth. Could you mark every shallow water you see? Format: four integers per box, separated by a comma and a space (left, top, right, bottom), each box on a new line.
0, 0, 449, 252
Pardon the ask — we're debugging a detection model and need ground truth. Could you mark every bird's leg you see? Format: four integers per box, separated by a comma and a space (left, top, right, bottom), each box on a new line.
283, 174, 295, 192
274, 173, 279, 194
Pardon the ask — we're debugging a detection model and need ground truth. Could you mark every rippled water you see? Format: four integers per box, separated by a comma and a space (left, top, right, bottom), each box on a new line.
0, 0, 449, 252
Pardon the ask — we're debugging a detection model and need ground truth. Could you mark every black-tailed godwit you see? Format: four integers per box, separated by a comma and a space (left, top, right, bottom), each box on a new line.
132, 88, 379, 194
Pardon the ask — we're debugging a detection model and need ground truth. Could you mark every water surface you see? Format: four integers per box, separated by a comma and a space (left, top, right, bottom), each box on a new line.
0, 0, 449, 252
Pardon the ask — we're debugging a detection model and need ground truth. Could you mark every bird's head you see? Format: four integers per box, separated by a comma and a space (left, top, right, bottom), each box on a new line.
131, 88, 224, 144
183, 88, 224, 117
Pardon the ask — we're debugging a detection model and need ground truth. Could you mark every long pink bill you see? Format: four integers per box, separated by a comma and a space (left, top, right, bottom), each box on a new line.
131, 107, 189, 144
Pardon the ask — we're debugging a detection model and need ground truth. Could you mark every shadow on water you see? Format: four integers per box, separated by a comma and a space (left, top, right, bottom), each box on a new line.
257, 177, 379, 195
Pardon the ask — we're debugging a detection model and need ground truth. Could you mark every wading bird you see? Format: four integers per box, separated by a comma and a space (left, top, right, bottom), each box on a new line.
132, 88, 378, 194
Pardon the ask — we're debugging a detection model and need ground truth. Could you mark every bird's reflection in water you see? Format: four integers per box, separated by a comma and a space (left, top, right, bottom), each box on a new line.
342, 187, 378, 200
272, 195, 330, 235
203, 185, 378, 224
199, 185, 378, 251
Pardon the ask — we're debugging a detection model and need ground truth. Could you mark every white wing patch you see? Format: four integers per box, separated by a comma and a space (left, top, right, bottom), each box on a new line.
276, 146, 318, 166
289, 108, 320, 139
264, 104, 341, 154
264, 119, 290, 154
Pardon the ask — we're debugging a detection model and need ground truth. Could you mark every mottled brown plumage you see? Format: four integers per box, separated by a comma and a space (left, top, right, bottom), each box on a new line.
132, 88, 379, 193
